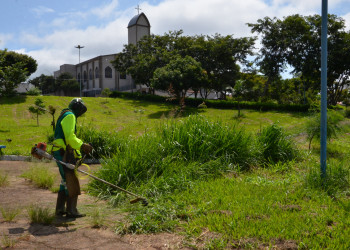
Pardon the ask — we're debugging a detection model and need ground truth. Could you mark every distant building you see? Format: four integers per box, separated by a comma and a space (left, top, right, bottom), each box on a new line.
15, 82, 35, 93
54, 12, 151, 97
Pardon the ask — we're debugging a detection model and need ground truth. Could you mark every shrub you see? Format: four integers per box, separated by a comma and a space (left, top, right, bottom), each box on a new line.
26, 87, 41, 96
110, 90, 310, 112
101, 88, 112, 97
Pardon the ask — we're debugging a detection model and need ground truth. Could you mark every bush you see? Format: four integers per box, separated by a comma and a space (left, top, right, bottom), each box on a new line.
26, 87, 41, 96
110, 91, 310, 112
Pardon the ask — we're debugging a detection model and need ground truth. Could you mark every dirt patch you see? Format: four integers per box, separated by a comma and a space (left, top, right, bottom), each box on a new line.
0, 160, 190, 249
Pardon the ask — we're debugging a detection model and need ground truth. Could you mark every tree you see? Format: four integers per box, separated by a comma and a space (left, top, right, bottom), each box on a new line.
112, 31, 255, 97
56, 73, 79, 96
0, 50, 29, 97
1, 50, 37, 76
28, 98, 46, 126
151, 55, 207, 106
189, 35, 255, 99
48, 105, 56, 131
249, 14, 350, 105
29, 74, 55, 94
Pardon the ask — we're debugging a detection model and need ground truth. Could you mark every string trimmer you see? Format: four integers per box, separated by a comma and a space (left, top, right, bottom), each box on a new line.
31, 143, 148, 206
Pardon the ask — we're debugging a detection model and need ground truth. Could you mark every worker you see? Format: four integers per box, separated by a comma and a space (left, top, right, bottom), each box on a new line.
52, 98, 93, 218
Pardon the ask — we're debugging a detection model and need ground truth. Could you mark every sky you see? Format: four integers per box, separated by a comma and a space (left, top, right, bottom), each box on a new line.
1, 0, 349, 79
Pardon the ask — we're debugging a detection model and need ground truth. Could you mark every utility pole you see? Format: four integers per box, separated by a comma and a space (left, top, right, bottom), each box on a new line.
75, 45, 84, 97
320, 0, 328, 178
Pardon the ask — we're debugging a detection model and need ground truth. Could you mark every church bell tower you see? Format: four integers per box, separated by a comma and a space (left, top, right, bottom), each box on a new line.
127, 11, 151, 45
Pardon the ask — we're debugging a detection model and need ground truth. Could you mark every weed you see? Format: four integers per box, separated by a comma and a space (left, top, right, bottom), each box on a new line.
20, 165, 56, 189
134, 108, 145, 124
1, 234, 16, 248
305, 161, 350, 197
118, 203, 180, 234
49, 186, 60, 193
0, 171, 9, 187
89, 208, 105, 228
257, 123, 299, 164
27, 205, 55, 225
306, 110, 343, 150
77, 126, 125, 159
0, 207, 21, 222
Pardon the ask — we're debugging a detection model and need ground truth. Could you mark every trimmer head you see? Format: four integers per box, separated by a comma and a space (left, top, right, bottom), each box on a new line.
130, 197, 149, 206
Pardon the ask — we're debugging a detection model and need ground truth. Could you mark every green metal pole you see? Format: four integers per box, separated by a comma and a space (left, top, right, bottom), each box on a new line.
320, 0, 328, 178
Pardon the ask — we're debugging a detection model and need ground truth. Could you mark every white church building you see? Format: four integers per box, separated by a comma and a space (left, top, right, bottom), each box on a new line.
54, 12, 151, 97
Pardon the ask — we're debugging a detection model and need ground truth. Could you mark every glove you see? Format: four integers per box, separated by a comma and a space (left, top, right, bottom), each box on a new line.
80, 143, 93, 155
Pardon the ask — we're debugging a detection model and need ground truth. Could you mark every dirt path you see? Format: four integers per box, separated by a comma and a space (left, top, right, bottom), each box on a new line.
0, 161, 188, 249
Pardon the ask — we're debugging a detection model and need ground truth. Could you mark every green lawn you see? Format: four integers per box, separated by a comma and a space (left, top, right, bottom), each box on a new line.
0, 95, 309, 155
1, 95, 350, 249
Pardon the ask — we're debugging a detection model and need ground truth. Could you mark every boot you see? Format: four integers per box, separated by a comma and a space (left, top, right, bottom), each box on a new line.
55, 190, 67, 216
66, 195, 85, 218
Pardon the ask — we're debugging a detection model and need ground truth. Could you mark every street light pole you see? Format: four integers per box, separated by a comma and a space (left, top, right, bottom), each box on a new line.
320, 0, 328, 178
75, 45, 84, 97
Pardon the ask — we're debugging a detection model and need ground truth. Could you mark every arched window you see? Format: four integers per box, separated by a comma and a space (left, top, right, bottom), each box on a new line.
83, 71, 87, 82
105, 66, 112, 78
77, 73, 81, 82
89, 69, 93, 80
95, 67, 99, 78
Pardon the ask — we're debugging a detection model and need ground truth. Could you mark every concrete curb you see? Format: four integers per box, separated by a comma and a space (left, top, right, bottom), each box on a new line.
0, 155, 31, 161
0, 155, 100, 164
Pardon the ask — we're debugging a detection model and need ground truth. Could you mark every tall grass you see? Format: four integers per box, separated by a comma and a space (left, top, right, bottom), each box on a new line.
306, 110, 344, 150
89, 115, 299, 201
1, 234, 16, 248
305, 160, 350, 196
20, 165, 57, 189
27, 205, 55, 225
77, 126, 125, 159
0, 207, 21, 222
257, 123, 299, 164
0, 171, 9, 187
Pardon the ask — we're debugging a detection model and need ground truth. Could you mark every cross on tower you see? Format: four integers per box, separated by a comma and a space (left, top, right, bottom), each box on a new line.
135, 4, 141, 14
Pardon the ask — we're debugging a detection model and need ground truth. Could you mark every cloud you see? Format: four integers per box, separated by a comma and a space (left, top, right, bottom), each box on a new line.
18, 0, 350, 79
0, 33, 13, 49
23, 14, 132, 78
31, 6, 55, 17
343, 12, 350, 29
91, 0, 120, 19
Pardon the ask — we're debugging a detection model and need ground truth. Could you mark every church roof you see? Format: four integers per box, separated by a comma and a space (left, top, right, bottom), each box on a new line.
127, 12, 150, 27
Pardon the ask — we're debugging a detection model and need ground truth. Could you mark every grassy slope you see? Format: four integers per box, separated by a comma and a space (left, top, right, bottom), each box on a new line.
0, 95, 309, 155
1, 95, 350, 249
